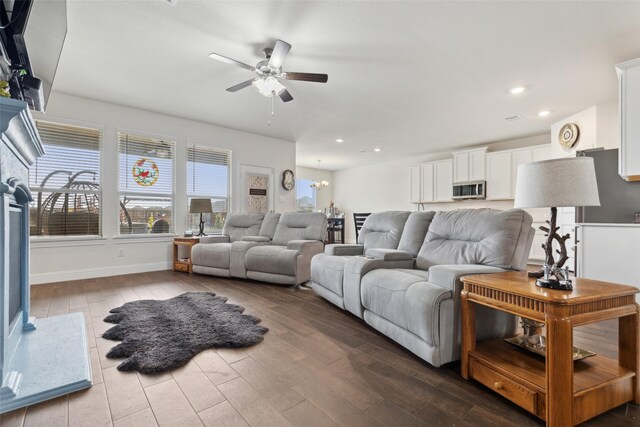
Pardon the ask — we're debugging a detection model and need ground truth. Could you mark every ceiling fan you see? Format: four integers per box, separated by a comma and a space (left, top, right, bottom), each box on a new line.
208, 39, 328, 103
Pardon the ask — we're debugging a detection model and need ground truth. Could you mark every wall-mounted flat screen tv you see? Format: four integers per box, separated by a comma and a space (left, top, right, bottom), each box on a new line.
0, 0, 67, 112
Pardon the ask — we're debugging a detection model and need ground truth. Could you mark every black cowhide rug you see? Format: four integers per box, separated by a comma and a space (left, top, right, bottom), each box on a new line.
102, 292, 268, 374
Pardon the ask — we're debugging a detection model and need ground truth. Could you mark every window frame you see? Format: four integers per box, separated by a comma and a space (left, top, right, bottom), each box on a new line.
185, 142, 232, 235
29, 118, 104, 240
116, 128, 177, 238
295, 179, 317, 212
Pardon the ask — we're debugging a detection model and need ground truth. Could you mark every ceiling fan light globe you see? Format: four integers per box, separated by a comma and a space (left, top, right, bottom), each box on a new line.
252, 76, 286, 97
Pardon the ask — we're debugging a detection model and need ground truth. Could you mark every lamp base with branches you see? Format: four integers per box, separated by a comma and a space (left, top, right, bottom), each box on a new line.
528, 207, 573, 290
197, 213, 207, 237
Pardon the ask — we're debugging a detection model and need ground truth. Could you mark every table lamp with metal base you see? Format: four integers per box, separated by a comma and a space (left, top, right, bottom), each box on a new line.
514, 157, 600, 349
514, 157, 600, 291
189, 198, 213, 237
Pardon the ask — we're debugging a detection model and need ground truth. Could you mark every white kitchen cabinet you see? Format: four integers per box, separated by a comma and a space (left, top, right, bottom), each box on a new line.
559, 223, 576, 271
410, 165, 422, 203
421, 163, 435, 202
577, 224, 640, 301
617, 58, 640, 181
529, 222, 547, 263
531, 145, 552, 162
469, 148, 487, 181
409, 161, 449, 204
453, 147, 487, 183
486, 151, 511, 200
510, 148, 532, 199
453, 152, 469, 183
433, 159, 453, 202
486, 145, 552, 200
409, 163, 435, 204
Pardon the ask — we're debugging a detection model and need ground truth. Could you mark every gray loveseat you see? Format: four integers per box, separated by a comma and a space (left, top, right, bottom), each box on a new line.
192, 212, 327, 285
310, 208, 534, 367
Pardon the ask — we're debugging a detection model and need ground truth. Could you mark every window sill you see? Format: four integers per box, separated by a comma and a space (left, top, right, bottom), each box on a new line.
113, 234, 177, 244
30, 236, 107, 248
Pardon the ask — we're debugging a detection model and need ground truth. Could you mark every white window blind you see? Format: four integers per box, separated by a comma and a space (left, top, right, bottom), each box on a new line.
30, 121, 102, 237
187, 144, 231, 233
118, 132, 175, 235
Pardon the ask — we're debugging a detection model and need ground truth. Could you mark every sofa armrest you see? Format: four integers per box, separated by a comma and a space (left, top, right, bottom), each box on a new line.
345, 256, 416, 277
288, 240, 325, 285
364, 248, 413, 261
324, 244, 364, 256
241, 235, 271, 243
199, 235, 230, 244
428, 264, 508, 293
287, 240, 324, 252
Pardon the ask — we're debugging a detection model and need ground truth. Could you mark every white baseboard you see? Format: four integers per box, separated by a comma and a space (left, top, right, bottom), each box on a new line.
30, 261, 172, 285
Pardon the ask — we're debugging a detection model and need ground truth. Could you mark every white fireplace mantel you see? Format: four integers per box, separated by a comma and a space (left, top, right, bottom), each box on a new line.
0, 97, 44, 169
0, 98, 92, 414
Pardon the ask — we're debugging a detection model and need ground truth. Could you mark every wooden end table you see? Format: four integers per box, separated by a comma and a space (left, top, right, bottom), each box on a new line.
172, 237, 200, 273
461, 271, 639, 427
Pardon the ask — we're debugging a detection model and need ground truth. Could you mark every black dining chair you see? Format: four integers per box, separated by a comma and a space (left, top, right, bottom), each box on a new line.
353, 212, 371, 242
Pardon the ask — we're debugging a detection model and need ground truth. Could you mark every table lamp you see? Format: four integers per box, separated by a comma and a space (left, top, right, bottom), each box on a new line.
189, 198, 213, 236
514, 157, 600, 290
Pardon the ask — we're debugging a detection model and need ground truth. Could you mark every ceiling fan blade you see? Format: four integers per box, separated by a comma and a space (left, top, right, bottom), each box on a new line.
226, 79, 256, 92
284, 72, 328, 83
279, 89, 293, 103
268, 39, 291, 69
208, 53, 255, 72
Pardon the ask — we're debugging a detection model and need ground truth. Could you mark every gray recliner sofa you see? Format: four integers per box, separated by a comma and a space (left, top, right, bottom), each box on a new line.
310, 208, 534, 367
192, 213, 275, 278
192, 212, 327, 285
311, 211, 434, 314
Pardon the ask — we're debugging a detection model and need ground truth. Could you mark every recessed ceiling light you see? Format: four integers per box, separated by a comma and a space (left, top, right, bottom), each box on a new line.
538, 110, 550, 117
335, 138, 344, 143
510, 86, 526, 94
374, 148, 382, 152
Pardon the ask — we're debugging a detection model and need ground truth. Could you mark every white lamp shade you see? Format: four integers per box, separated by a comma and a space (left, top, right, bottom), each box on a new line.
514, 157, 600, 208
189, 198, 213, 214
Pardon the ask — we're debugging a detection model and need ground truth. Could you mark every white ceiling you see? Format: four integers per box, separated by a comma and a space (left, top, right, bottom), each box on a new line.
52, 1, 640, 170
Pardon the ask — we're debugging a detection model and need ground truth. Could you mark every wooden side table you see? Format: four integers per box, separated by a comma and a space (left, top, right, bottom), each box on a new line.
172, 237, 200, 273
461, 271, 639, 427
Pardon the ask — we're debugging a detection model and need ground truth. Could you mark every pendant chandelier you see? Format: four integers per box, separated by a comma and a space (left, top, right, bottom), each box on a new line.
310, 160, 329, 190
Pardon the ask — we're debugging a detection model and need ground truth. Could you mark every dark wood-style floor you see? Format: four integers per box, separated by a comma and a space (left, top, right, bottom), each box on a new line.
0, 270, 638, 427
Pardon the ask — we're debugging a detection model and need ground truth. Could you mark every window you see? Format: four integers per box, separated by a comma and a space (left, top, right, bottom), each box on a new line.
296, 179, 316, 212
29, 121, 102, 237
118, 132, 175, 235
187, 144, 231, 234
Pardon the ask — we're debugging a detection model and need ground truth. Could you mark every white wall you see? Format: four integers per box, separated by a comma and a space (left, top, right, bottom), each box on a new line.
333, 134, 550, 243
30, 93, 296, 284
295, 166, 334, 211
550, 101, 618, 158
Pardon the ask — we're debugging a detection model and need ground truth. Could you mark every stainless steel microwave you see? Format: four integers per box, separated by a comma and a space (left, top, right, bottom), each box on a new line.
452, 181, 486, 200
